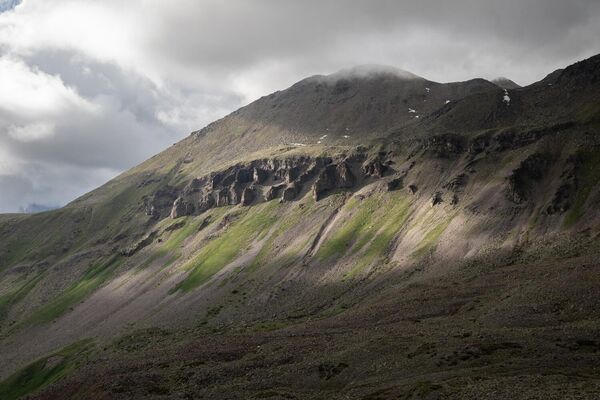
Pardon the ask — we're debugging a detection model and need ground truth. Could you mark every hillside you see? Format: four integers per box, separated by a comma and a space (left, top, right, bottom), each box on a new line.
0, 54, 600, 399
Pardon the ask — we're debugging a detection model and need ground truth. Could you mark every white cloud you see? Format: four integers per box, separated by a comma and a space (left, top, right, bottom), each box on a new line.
0, 56, 93, 119
6, 122, 54, 142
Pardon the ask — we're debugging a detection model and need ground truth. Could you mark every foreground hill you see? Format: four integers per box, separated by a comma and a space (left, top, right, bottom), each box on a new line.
0, 55, 600, 399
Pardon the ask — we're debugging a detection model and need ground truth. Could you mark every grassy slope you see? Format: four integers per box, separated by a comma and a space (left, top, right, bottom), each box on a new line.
172, 201, 280, 293
0, 55, 599, 398
0, 273, 44, 322
0, 339, 93, 400
315, 192, 414, 278
24, 257, 123, 326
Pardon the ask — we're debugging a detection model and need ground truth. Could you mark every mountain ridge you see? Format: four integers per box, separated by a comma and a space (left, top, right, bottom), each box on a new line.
1, 54, 600, 399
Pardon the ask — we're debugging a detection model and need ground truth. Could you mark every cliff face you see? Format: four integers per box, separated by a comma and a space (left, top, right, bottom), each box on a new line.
1, 55, 600, 399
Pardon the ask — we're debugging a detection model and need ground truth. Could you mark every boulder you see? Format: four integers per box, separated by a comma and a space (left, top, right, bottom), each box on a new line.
387, 177, 404, 191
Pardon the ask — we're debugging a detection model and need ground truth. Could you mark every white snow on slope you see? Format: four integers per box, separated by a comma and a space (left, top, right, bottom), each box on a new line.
503, 89, 510, 105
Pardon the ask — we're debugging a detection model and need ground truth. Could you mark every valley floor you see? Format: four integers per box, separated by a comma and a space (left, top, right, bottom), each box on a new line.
18, 248, 600, 400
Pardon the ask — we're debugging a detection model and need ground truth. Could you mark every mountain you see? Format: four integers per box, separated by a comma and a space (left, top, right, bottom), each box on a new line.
1, 55, 600, 399
492, 77, 521, 89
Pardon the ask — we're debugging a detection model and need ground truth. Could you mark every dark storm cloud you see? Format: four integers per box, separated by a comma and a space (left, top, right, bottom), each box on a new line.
0, 0, 599, 212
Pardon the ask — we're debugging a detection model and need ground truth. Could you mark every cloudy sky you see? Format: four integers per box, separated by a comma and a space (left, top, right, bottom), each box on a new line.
0, 0, 599, 212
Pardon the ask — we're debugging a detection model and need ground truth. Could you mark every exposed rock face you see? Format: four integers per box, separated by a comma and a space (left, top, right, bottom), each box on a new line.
282, 182, 301, 202
423, 134, 466, 158
241, 187, 255, 206
122, 230, 158, 257
363, 159, 387, 177
442, 173, 469, 205
507, 153, 553, 204
387, 176, 404, 191
444, 174, 468, 192
266, 183, 286, 201
253, 168, 268, 184
162, 155, 368, 219
144, 187, 178, 220
170, 197, 194, 219
546, 150, 591, 215
312, 162, 355, 201
547, 183, 573, 214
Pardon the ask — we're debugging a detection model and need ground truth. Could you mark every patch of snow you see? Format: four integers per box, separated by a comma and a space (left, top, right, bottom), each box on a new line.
445, 100, 451, 104
502, 89, 510, 105
290, 143, 307, 147
425, 87, 430, 93
317, 141, 322, 144
415, 115, 419, 119
408, 108, 416, 113
345, 127, 349, 131
319, 134, 328, 140
343, 135, 350, 138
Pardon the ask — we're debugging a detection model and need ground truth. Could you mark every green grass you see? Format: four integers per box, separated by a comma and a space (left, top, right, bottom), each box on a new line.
316, 196, 381, 261
411, 216, 454, 260
248, 201, 314, 272
344, 195, 412, 279
171, 202, 279, 293
0, 272, 44, 322
140, 207, 230, 270
25, 257, 123, 325
316, 193, 413, 279
564, 150, 600, 228
0, 339, 94, 400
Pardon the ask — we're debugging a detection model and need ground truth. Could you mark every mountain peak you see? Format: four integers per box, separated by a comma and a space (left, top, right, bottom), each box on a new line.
491, 77, 521, 89
324, 64, 422, 81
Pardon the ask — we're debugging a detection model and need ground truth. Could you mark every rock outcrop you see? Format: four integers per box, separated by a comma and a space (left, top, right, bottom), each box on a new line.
507, 153, 553, 204
312, 162, 355, 201
159, 155, 371, 219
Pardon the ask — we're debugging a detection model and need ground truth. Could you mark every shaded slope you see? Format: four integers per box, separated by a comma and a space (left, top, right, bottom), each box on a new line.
0, 54, 600, 399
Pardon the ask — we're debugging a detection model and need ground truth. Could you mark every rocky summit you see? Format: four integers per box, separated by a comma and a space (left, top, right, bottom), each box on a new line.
1, 54, 600, 399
